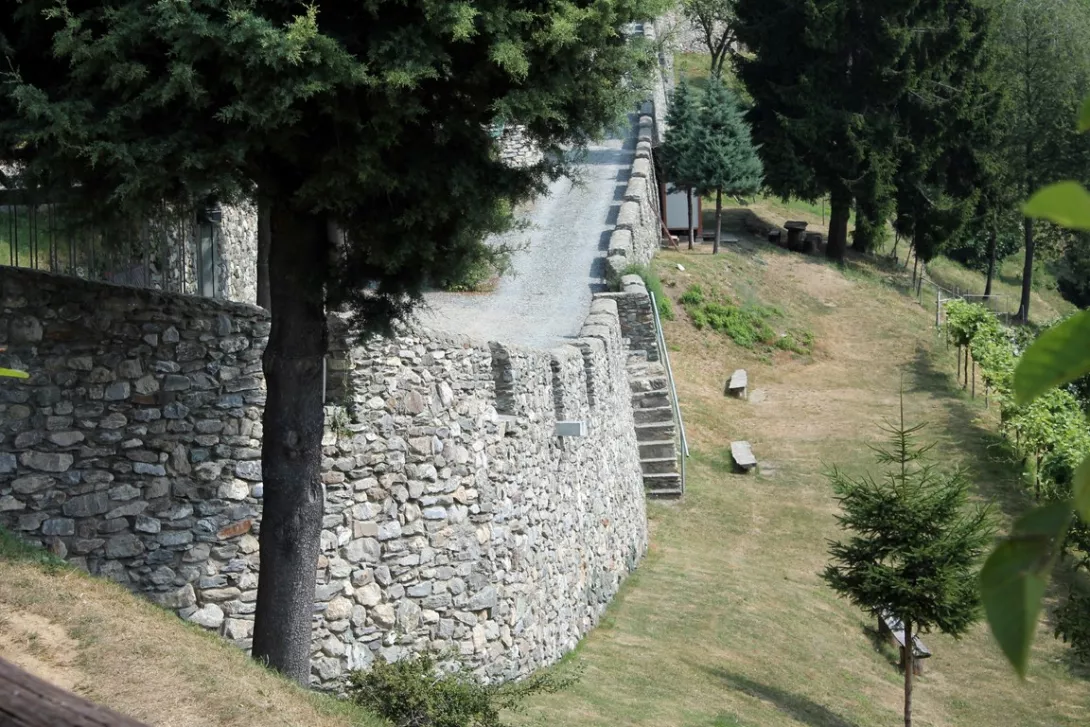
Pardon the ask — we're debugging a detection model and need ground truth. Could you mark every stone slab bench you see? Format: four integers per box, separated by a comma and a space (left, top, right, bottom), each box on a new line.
878, 611, 932, 675
731, 441, 757, 472
726, 369, 748, 399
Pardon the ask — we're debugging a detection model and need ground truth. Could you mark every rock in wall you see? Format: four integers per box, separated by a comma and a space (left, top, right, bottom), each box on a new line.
1, 266, 648, 689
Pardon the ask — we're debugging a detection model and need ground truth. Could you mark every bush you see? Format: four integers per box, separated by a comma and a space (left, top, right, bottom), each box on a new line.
347, 653, 577, 727
678, 284, 705, 307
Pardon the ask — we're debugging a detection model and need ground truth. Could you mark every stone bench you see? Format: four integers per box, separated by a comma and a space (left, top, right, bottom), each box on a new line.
785, 220, 808, 251
726, 369, 748, 399
878, 611, 932, 675
731, 441, 757, 472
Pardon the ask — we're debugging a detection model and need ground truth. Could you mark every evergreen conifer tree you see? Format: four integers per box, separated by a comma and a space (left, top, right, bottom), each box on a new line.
822, 395, 994, 727
691, 80, 762, 254
734, 0, 921, 262
0, 0, 658, 683
660, 79, 702, 249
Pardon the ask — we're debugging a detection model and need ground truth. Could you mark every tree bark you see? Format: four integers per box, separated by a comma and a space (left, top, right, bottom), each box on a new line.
686, 187, 695, 250
904, 617, 914, 727
827, 186, 851, 262
256, 194, 272, 311
713, 188, 723, 255
983, 227, 997, 299
251, 202, 330, 685
1018, 216, 1034, 323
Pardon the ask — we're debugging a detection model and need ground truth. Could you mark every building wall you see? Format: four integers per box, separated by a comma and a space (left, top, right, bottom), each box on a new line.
0, 266, 648, 689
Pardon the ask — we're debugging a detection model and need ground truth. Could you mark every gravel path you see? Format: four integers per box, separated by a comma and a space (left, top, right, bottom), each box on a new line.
420, 118, 635, 349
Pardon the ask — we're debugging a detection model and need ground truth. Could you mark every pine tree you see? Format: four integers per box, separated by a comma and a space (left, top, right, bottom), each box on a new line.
0, 0, 657, 683
891, 0, 1000, 269
692, 80, 762, 254
660, 80, 703, 249
822, 394, 994, 727
734, 0, 922, 262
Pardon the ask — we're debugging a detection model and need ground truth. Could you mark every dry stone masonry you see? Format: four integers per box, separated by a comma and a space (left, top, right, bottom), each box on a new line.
1, 265, 648, 689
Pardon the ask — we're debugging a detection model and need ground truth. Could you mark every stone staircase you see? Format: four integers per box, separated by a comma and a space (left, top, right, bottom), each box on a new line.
627, 354, 683, 498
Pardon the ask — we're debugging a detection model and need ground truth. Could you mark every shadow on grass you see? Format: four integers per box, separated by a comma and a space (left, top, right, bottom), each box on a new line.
862, 623, 902, 672
905, 344, 1028, 520
695, 665, 862, 727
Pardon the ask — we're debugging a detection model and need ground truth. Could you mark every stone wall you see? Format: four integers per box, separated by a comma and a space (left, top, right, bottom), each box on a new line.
1, 265, 648, 689
497, 125, 544, 169
606, 113, 662, 286
218, 200, 259, 306
598, 276, 658, 364
0, 267, 268, 629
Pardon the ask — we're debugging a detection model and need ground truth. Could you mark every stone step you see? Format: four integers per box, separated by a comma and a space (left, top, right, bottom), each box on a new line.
631, 390, 671, 409
635, 421, 675, 442
640, 457, 679, 475
646, 486, 684, 500
633, 406, 674, 425
639, 440, 676, 460
642, 472, 682, 496
629, 376, 668, 394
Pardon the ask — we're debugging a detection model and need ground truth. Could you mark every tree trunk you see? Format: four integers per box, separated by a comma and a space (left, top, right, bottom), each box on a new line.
1018, 216, 1034, 323
983, 227, 997, 300
713, 188, 723, 255
256, 194, 272, 311
251, 203, 330, 685
891, 233, 900, 263
827, 186, 850, 262
686, 187, 695, 250
904, 617, 914, 727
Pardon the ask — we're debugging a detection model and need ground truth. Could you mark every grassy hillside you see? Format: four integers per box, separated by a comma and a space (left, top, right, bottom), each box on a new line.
522, 231, 1090, 725
0, 531, 385, 727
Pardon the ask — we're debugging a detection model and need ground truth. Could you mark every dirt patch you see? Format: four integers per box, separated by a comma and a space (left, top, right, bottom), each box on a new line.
0, 606, 82, 693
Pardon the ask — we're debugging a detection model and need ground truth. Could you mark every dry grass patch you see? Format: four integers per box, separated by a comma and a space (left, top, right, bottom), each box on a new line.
0, 544, 385, 727
523, 237, 1090, 727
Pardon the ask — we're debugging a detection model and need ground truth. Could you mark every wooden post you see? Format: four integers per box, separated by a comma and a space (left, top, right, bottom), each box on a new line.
972, 359, 976, 399
0, 657, 151, 726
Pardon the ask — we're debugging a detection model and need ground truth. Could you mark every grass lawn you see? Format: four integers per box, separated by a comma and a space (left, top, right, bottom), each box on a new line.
523, 230, 1089, 726
0, 531, 386, 727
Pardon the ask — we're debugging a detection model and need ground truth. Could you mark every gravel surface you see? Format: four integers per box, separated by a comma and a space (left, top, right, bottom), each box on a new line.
420, 118, 636, 349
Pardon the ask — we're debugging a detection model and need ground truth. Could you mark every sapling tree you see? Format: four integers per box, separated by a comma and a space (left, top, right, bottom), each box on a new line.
681, 0, 736, 80
822, 394, 993, 727
660, 79, 702, 249
691, 79, 761, 254
0, 0, 658, 684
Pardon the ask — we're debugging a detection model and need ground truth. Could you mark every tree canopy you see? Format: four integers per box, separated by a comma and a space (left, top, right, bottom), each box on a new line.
0, 0, 659, 682
692, 79, 761, 253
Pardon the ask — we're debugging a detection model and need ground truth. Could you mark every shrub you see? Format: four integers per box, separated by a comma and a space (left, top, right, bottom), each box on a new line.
347, 652, 577, 727
678, 284, 706, 306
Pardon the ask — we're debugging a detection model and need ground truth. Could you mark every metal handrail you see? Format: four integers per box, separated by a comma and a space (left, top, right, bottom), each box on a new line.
649, 291, 689, 493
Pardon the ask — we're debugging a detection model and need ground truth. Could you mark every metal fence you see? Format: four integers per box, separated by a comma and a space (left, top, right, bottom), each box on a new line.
0, 190, 228, 298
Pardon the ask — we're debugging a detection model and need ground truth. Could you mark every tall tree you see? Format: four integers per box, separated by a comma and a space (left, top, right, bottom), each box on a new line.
823, 396, 994, 727
0, 0, 657, 684
691, 79, 762, 254
991, 0, 1090, 321
681, 0, 736, 80
734, 0, 922, 262
660, 79, 703, 249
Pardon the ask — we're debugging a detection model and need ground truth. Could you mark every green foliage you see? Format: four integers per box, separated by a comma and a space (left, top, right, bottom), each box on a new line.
624, 264, 674, 321
1055, 588, 1090, 662
692, 80, 762, 202
347, 652, 576, 727
660, 79, 703, 194
680, 0, 737, 80
0, 526, 67, 572
678, 284, 706, 307
679, 283, 811, 353
823, 394, 994, 724
0, 0, 658, 332
1014, 311, 1090, 406
1024, 182, 1090, 232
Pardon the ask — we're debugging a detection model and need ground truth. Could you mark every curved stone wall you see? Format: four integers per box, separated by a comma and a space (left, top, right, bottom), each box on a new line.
1, 266, 648, 689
